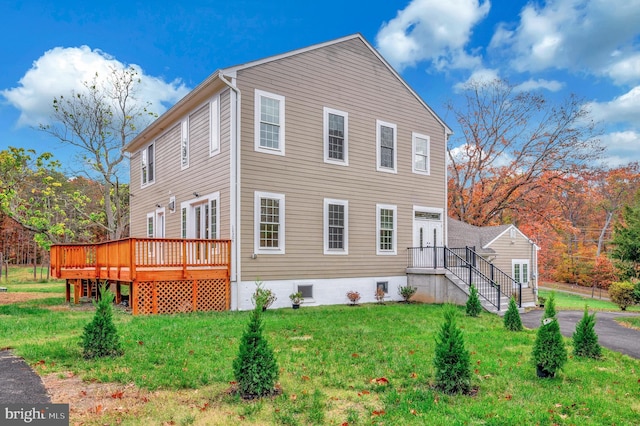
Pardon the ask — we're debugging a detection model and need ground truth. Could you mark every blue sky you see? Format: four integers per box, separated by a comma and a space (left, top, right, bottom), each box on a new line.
2, 0, 640, 176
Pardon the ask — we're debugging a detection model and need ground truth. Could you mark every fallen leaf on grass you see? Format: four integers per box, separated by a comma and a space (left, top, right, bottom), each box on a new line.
372, 410, 385, 416
111, 391, 124, 399
351, 353, 359, 358
371, 377, 389, 385
301, 375, 310, 381
410, 372, 418, 378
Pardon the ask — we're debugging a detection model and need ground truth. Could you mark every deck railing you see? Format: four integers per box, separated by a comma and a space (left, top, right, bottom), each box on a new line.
51, 238, 232, 281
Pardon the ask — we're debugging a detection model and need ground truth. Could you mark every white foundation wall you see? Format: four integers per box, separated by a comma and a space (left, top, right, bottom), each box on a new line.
233, 275, 408, 311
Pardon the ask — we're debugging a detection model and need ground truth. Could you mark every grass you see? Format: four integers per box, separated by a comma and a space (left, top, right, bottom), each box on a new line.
1, 292, 640, 425
538, 289, 640, 312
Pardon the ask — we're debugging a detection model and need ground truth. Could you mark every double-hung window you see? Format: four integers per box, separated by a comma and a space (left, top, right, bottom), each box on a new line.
254, 192, 285, 254
412, 132, 430, 175
323, 107, 348, 165
181, 120, 189, 169
141, 143, 155, 186
376, 120, 397, 173
324, 199, 348, 255
255, 90, 285, 155
377, 204, 397, 255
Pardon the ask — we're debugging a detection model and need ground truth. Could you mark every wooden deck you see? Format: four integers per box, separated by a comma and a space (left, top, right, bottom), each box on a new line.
51, 238, 232, 315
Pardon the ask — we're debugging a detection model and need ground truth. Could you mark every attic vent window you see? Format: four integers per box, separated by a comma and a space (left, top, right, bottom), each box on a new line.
510, 228, 516, 239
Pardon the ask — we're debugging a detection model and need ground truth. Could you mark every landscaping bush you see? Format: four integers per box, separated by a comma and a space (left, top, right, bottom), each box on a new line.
232, 301, 279, 398
503, 296, 523, 331
433, 306, 471, 394
252, 280, 276, 310
572, 306, 602, 359
609, 281, 636, 311
398, 285, 417, 303
465, 284, 482, 317
633, 280, 640, 304
81, 284, 123, 359
532, 294, 567, 378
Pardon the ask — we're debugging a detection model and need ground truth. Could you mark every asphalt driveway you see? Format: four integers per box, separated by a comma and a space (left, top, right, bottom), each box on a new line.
0, 349, 50, 404
521, 310, 640, 359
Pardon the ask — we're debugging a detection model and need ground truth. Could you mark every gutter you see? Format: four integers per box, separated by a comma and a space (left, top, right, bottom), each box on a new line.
218, 73, 241, 311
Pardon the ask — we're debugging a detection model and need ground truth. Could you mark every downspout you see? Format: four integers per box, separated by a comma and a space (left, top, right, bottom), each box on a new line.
219, 73, 241, 311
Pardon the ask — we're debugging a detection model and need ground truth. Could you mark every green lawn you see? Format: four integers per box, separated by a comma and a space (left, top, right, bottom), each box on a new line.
538, 289, 640, 312
1, 296, 639, 425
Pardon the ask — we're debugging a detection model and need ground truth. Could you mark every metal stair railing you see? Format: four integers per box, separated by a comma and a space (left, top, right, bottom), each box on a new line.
407, 246, 522, 310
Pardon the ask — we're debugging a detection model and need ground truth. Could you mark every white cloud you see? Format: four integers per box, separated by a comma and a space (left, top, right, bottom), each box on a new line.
587, 86, 640, 124
514, 79, 564, 93
453, 68, 500, 92
489, 0, 640, 79
597, 131, 640, 167
376, 0, 491, 71
2, 46, 189, 127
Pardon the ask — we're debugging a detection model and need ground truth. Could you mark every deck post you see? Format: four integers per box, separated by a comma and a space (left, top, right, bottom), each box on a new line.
192, 279, 198, 311
73, 279, 80, 304
152, 281, 158, 314
65, 279, 70, 302
132, 281, 138, 315
115, 282, 121, 304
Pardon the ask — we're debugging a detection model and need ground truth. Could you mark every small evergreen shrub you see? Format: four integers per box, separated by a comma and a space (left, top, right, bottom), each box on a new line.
232, 301, 279, 398
503, 296, 523, 331
609, 281, 636, 311
532, 302, 567, 378
465, 284, 482, 317
81, 284, 123, 359
633, 280, 640, 304
398, 285, 417, 303
572, 306, 602, 359
542, 292, 557, 319
433, 306, 471, 394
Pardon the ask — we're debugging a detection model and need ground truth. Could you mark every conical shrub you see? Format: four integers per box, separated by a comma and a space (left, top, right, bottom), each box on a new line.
465, 284, 482, 317
81, 284, 123, 359
233, 300, 279, 398
433, 306, 471, 394
572, 306, 602, 359
532, 293, 566, 378
503, 296, 523, 331
542, 292, 557, 319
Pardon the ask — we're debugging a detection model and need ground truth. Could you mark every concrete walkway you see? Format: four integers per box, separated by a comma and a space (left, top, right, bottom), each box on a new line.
521, 310, 640, 359
0, 350, 50, 404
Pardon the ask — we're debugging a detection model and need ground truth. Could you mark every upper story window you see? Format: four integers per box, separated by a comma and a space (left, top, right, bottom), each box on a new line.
255, 89, 285, 156
324, 199, 348, 255
181, 120, 189, 169
254, 191, 285, 254
376, 120, 397, 173
141, 143, 155, 186
377, 204, 397, 255
412, 132, 430, 175
210, 95, 220, 157
323, 107, 348, 165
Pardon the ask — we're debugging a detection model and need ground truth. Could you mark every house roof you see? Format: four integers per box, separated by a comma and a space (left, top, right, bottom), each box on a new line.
124, 33, 451, 153
447, 218, 513, 253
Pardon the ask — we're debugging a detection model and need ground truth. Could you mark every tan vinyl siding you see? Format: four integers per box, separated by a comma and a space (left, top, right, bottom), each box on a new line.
487, 230, 535, 279
129, 89, 232, 239
237, 38, 447, 281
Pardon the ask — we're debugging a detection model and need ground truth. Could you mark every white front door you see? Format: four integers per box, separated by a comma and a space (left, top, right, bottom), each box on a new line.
412, 208, 443, 267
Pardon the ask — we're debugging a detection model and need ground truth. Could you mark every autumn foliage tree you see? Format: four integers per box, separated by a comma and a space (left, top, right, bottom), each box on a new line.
447, 79, 602, 227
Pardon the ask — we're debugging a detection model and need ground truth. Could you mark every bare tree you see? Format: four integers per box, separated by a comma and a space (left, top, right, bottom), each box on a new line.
40, 67, 154, 240
447, 79, 603, 226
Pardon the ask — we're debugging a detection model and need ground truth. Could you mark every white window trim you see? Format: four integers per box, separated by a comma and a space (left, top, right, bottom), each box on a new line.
254, 89, 285, 156
376, 204, 397, 255
254, 191, 285, 255
412, 132, 430, 175
324, 198, 349, 255
323, 107, 349, 166
141, 143, 155, 187
512, 259, 530, 287
376, 120, 397, 174
210, 95, 220, 157
179, 192, 220, 239
181, 119, 189, 170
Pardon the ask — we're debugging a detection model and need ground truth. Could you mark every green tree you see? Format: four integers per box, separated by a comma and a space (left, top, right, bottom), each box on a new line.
233, 301, 279, 398
572, 306, 602, 359
0, 147, 95, 249
433, 306, 471, 394
532, 293, 567, 378
609, 196, 640, 279
465, 284, 482, 317
40, 67, 154, 240
81, 284, 123, 359
503, 297, 523, 331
